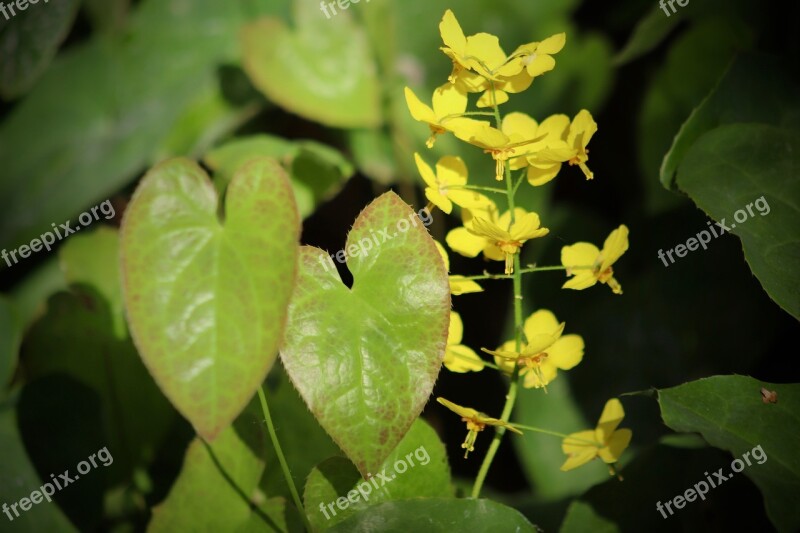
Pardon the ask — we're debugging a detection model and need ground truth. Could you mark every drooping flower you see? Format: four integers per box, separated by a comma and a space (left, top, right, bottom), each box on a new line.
467, 208, 549, 274
564, 110, 597, 180
437, 397, 522, 458
434, 241, 483, 295
443, 312, 485, 373
445, 199, 500, 258
486, 309, 584, 390
405, 83, 482, 148
560, 398, 632, 473
438, 9, 505, 83
414, 153, 491, 214
561, 225, 629, 294
501, 112, 574, 186
452, 122, 545, 181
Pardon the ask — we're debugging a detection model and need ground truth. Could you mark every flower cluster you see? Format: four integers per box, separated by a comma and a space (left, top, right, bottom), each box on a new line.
408, 10, 632, 483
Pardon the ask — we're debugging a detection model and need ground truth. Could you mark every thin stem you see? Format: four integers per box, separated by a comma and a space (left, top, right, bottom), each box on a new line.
471, 86, 523, 499
449, 185, 507, 194
511, 169, 527, 199
512, 424, 601, 446
458, 265, 581, 281
257, 386, 311, 532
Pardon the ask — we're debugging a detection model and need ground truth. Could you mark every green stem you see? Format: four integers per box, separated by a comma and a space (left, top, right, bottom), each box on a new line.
257, 386, 311, 532
511, 169, 527, 199
459, 265, 579, 281
512, 424, 601, 446
471, 85, 524, 499
449, 185, 507, 194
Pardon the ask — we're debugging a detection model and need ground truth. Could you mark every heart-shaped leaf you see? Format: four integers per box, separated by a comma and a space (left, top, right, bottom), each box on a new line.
241, 0, 381, 128
120, 157, 299, 439
280, 191, 449, 476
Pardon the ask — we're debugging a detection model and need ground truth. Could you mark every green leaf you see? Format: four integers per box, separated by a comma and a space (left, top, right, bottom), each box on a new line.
303, 418, 453, 529
658, 375, 800, 532
280, 191, 449, 476
0, 408, 77, 532
120, 157, 299, 439
327, 498, 537, 532
0, 295, 20, 390
515, 378, 609, 500
660, 53, 800, 190
0, 0, 79, 99
204, 135, 353, 218
21, 287, 177, 483
82, 0, 130, 33
614, 5, 683, 65
241, 0, 381, 128
559, 501, 619, 533
0, 0, 284, 252
58, 226, 126, 337
148, 426, 301, 532
676, 124, 800, 318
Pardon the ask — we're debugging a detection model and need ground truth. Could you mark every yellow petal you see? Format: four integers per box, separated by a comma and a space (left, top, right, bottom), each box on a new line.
444, 344, 485, 373
599, 225, 629, 272
538, 114, 571, 139
568, 109, 597, 149
432, 82, 468, 118
497, 70, 533, 94
510, 212, 548, 241
436, 156, 468, 187
526, 54, 556, 77
538, 33, 566, 54
448, 190, 493, 210
562, 271, 597, 291
448, 311, 464, 345
560, 447, 597, 471
469, 217, 511, 242
436, 397, 479, 419
404, 87, 437, 123
482, 242, 505, 262
561, 242, 599, 269
523, 309, 560, 340
446, 227, 486, 258
450, 276, 483, 295
526, 164, 562, 186
439, 9, 467, 54
476, 89, 509, 108
595, 399, 625, 444
455, 123, 509, 150
465, 32, 507, 73
548, 334, 584, 370
425, 189, 453, 214
598, 428, 632, 463
562, 430, 599, 454
414, 152, 438, 189
502, 112, 539, 139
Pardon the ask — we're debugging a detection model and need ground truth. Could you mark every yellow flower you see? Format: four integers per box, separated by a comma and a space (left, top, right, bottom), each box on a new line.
437, 397, 522, 458
405, 83, 482, 148
443, 312, 485, 373
445, 199, 499, 258
565, 110, 597, 179
496, 33, 567, 78
438, 9, 505, 83
502, 112, 574, 186
468, 208, 549, 274
561, 398, 632, 473
414, 153, 491, 215
561, 225, 629, 295
486, 309, 584, 390
452, 122, 544, 181
434, 241, 483, 295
